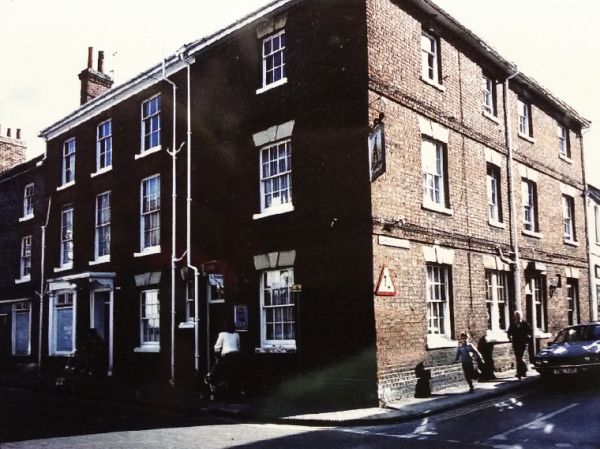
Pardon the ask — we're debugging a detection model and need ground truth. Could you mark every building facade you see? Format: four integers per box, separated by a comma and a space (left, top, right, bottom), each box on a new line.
0, 0, 592, 406
587, 185, 600, 322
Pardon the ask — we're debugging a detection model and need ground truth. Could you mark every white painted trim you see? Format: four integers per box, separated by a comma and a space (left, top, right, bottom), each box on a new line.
564, 239, 580, 247
134, 145, 162, 160
256, 77, 288, 95
558, 154, 573, 164
134, 346, 160, 353
488, 219, 506, 229
482, 110, 501, 124
522, 229, 543, 239
89, 256, 110, 266
518, 132, 535, 144
426, 334, 456, 349
422, 201, 454, 216
422, 245, 455, 265
483, 147, 505, 166
252, 120, 295, 147
517, 163, 539, 182
56, 180, 75, 192
90, 166, 112, 178
54, 263, 73, 273
418, 116, 449, 143
420, 75, 446, 92
18, 214, 34, 223
559, 182, 579, 197
14, 276, 31, 285
134, 246, 161, 258
253, 203, 294, 220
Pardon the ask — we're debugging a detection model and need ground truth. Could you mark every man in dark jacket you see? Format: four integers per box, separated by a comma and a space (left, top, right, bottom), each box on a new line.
507, 310, 532, 379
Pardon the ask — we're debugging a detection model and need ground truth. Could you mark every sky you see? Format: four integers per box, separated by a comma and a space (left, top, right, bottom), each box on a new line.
1, 0, 598, 184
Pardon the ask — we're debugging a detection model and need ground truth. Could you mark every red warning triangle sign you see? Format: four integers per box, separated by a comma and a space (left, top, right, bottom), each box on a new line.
375, 266, 396, 296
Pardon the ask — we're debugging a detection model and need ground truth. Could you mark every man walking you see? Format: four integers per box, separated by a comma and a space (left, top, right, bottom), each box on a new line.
507, 310, 532, 379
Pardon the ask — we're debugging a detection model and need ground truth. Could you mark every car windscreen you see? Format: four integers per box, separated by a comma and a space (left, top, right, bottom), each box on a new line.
554, 325, 600, 343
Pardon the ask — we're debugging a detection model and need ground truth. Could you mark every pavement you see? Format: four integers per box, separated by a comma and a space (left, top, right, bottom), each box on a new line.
0, 364, 539, 427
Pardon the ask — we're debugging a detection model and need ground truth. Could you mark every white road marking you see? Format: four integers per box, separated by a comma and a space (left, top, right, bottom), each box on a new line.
486, 403, 580, 442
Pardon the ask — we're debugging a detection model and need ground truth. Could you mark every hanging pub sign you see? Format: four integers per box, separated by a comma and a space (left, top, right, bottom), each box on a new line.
368, 115, 386, 182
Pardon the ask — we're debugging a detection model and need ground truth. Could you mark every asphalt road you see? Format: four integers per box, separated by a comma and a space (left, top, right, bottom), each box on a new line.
1, 378, 599, 449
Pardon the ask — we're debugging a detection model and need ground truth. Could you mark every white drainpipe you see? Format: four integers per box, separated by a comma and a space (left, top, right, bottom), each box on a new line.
37, 197, 51, 376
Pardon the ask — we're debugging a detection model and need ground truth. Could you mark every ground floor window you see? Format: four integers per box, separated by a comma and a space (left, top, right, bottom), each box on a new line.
486, 270, 510, 334
566, 278, 579, 325
185, 282, 195, 323
12, 302, 31, 356
527, 274, 547, 333
426, 264, 452, 341
260, 268, 295, 348
50, 292, 75, 355
140, 290, 160, 349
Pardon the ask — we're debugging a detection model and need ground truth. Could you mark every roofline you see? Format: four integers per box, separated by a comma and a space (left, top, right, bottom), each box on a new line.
39, 0, 296, 141
412, 0, 590, 129
40, 0, 589, 140
588, 184, 600, 203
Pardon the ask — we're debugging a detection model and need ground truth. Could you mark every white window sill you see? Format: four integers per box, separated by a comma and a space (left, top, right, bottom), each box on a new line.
420, 76, 446, 92
134, 246, 161, 257
422, 202, 454, 216
485, 329, 509, 343
427, 335, 456, 349
253, 203, 294, 220
534, 330, 552, 339
558, 154, 573, 164
50, 351, 75, 357
89, 255, 110, 266
522, 229, 543, 239
135, 145, 162, 160
56, 181, 75, 192
256, 77, 288, 95
90, 166, 113, 178
178, 322, 195, 329
134, 346, 160, 353
482, 110, 500, 125
19, 214, 34, 223
54, 263, 73, 273
564, 239, 580, 247
518, 132, 535, 144
488, 218, 506, 229
255, 345, 297, 353
15, 275, 31, 284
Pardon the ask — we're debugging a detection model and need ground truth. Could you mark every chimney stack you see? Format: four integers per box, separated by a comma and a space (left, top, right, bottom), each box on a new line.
78, 47, 114, 105
16, 129, 21, 140
7, 128, 11, 138
0, 123, 26, 173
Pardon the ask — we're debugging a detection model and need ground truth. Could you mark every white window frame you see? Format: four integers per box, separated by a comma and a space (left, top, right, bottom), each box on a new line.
94, 191, 111, 261
261, 29, 287, 90
595, 205, 600, 245
60, 205, 74, 269
19, 235, 32, 280
421, 30, 440, 84
486, 270, 510, 337
49, 291, 76, 356
529, 275, 547, 333
140, 174, 160, 252
61, 138, 76, 186
558, 125, 570, 159
139, 289, 160, 350
185, 281, 195, 323
259, 139, 292, 214
260, 267, 296, 349
486, 163, 501, 223
563, 195, 576, 242
483, 76, 497, 116
517, 99, 532, 137
426, 264, 452, 344
522, 179, 537, 232
96, 119, 112, 172
422, 138, 447, 209
566, 278, 579, 326
12, 302, 31, 356
22, 183, 34, 219
141, 95, 161, 154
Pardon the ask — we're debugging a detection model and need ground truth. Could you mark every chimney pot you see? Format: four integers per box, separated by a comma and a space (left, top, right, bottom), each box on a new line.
7, 128, 11, 138
16, 129, 21, 140
98, 50, 105, 73
87, 46, 94, 69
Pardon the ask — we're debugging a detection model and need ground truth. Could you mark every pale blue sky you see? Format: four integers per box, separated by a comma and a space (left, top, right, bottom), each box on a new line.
1, 0, 597, 183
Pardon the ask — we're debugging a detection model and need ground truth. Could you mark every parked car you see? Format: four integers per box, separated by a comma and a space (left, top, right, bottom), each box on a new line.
534, 323, 600, 378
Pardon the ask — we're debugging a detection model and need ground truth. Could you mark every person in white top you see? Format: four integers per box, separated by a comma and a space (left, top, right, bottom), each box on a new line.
210, 320, 242, 396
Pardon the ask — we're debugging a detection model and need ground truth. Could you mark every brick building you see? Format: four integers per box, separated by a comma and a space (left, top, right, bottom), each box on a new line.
0, 0, 592, 406
587, 184, 600, 322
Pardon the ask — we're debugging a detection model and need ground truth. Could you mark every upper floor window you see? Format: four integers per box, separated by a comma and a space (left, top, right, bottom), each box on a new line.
261, 30, 287, 89
141, 95, 161, 153
422, 138, 448, 209
486, 270, 510, 334
426, 264, 452, 340
62, 139, 76, 185
558, 125, 571, 158
20, 235, 32, 279
517, 99, 533, 137
140, 175, 160, 251
259, 140, 292, 213
483, 76, 497, 116
486, 163, 502, 223
260, 267, 295, 348
421, 30, 441, 84
60, 205, 74, 268
97, 120, 112, 171
140, 290, 160, 349
595, 205, 600, 244
22, 183, 34, 218
521, 179, 538, 232
562, 194, 576, 242
95, 192, 111, 260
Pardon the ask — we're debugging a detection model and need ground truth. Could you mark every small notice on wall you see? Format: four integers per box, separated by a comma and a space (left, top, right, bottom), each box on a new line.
375, 266, 396, 296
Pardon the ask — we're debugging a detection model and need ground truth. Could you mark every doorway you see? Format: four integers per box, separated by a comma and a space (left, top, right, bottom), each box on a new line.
91, 290, 111, 374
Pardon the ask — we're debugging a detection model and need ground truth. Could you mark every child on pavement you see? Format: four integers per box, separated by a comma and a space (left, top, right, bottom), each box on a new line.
455, 332, 484, 393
